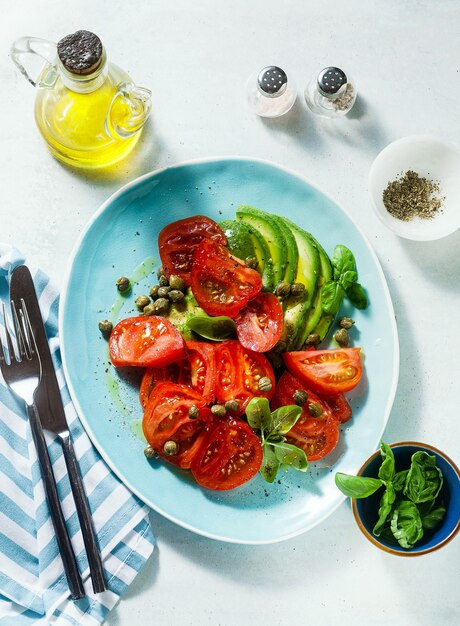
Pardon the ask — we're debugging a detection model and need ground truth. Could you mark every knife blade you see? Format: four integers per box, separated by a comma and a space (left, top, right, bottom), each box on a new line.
10, 264, 107, 594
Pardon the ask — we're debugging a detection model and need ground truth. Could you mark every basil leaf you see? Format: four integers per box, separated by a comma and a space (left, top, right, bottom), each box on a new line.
404, 451, 443, 504
186, 315, 236, 341
321, 281, 345, 314
335, 473, 384, 498
393, 469, 409, 492
272, 441, 308, 472
260, 445, 280, 483
390, 500, 424, 549
378, 442, 395, 483
339, 270, 358, 292
347, 282, 368, 309
332, 245, 356, 279
373, 482, 396, 536
421, 505, 446, 531
269, 405, 302, 436
245, 397, 272, 435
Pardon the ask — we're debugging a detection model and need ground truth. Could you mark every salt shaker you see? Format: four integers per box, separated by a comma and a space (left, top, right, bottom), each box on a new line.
304, 67, 357, 118
247, 66, 297, 118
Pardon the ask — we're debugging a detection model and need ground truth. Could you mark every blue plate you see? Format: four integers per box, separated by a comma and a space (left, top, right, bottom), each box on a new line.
60, 157, 399, 544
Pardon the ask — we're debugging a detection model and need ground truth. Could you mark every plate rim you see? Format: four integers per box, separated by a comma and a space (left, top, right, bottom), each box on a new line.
59, 155, 400, 544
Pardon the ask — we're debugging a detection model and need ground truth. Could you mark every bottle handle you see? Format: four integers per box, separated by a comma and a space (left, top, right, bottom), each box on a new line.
106, 81, 152, 139
10, 37, 58, 89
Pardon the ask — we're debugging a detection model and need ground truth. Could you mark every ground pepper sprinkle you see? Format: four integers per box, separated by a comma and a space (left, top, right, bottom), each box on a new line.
382, 170, 445, 221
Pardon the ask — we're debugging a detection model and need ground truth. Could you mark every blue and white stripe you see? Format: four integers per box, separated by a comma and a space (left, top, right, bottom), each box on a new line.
0, 244, 155, 625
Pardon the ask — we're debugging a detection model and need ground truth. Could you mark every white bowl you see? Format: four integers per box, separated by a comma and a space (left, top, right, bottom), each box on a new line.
368, 135, 460, 241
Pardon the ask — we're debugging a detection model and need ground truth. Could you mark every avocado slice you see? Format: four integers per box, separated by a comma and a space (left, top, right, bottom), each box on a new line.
237, 205, 288, 287
219, 220, 256, 263
298, 239, 333, 346
272, 215, 299, 284
278, 217, 320, 350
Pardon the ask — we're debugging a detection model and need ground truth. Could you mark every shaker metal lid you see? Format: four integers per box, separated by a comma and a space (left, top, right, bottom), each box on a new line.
317, 67, 347, 97
257, 66, 288, 97
57, 30, 103, 75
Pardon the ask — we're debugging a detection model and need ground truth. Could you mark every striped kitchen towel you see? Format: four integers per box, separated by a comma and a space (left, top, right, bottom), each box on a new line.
0, 244, 155, 625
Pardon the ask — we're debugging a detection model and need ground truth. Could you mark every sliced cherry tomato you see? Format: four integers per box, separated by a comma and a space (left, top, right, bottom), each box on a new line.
143, 383, 211, 468
178, 340, 217, 404
191, 417, 263, 490
283, 348, 363, 395
235, 293, 283, 352
110, 316, 185, 368
215, 340, 275, 412
271, 371, 339, 461
139, 363, 180, 408
190, 239, 262, 318
324, 394, 352, 424
158, 216, 226, 283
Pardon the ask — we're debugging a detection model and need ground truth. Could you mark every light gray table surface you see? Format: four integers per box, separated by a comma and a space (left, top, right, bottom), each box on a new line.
1, 1, 459, 624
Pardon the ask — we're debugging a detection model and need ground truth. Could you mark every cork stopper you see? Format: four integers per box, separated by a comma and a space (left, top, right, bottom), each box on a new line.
57, 30, 103, 75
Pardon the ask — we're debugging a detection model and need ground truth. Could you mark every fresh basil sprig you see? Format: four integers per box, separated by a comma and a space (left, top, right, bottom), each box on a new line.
335, 442, 446, 549
186, 314, 236, 341
321, 244, 368, 315
246, 397, 307, 483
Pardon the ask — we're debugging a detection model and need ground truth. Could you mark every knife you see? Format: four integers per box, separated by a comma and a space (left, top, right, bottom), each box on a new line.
11, 265, 107, 594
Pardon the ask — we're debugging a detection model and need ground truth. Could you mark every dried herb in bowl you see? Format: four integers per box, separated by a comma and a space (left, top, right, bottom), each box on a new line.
382, 170, 445, 221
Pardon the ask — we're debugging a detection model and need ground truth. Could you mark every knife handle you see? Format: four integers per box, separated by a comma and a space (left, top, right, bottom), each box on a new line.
26, 405, 85, 600
60, 431, 108, 594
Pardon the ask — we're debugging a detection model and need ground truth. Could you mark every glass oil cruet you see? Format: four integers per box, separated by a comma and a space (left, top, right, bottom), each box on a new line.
10, 30, 152, 169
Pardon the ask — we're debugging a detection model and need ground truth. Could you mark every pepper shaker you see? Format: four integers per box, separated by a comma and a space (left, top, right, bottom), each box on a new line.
305, 66, 357, 118
247, 66, 297, 118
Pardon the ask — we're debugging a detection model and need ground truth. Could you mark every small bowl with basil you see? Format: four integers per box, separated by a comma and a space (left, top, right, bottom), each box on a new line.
336, 442, 460, 556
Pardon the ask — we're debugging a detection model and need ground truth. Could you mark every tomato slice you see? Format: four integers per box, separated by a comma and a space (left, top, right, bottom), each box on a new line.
158, 216, 226, 283
235, 293, 283, 352
215, 340, 275, 412
191, 417, 263, 490
324, 394, 352, 423
271, 371, 339, 461
109, 316, 185, 368
283, 348, 363, 394
139, 363, 180, 408
190, 239, 262, 318
178, 340, 217, 404
142, 383, 211, 468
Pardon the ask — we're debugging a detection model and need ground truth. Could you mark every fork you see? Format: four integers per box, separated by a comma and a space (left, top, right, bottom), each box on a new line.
0, 300, 85, 600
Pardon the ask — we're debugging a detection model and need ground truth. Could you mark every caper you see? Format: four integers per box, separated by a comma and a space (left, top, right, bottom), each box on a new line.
143, 303, 156, 316
168, 289, 185, 303
149, 285, 160, 299
98, 319, 113, 338
339, 317, 355, 330
159, 275, 169, 287
163, 440, 178, 456
116, 276, 130, 293
157, 265, 165, 279
272, 339, 287, 353
293, 389, 307, 406
308, 402, 323, 417
169, 275, 186, 291
135, 295, 151, 311
245, 256, 259, 270
334, 328, 349, 347
258, 376, 273, 393
211, 404, 227, 418
275, 281, 291, 299
188, 404, 200, 419
224, 399, 240, 413
157, 285, 171, 298
144, 445, 156, 459
305, 333, 321, 347
290, 282, 306, 297
152, 297, 170, 314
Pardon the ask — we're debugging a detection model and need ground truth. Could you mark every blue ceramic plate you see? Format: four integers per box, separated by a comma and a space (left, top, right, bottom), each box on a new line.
60, 157, 399, 544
